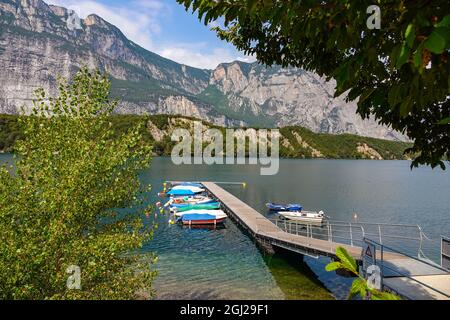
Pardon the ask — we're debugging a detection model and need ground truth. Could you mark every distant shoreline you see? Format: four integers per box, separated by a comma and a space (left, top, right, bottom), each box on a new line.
0, 114, 412, 160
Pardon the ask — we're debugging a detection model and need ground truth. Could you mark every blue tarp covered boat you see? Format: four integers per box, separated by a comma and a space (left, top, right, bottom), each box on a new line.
166, 189, 196, 196
170, 201, 220, 208
266, 202, 303, 211
177, 212, 227, 225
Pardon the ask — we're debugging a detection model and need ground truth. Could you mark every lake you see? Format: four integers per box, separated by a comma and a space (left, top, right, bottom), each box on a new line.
1, 154, 449, 299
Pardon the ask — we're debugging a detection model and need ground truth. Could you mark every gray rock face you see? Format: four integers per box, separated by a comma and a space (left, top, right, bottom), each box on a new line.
0, 0, 404, 140
210, 62, 405, 140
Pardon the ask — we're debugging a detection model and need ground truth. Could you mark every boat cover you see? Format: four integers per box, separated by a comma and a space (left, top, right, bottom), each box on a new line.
171, 185, 205, 193
266, 203, 303, 211
179, 214, 220, 221
166, 189, 195, 196
173, 203, 221, 212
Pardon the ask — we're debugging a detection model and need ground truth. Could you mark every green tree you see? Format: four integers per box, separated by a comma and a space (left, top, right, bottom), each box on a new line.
178, 0, 450, 169
326, 247, 400, 300
0, 68, 156, 299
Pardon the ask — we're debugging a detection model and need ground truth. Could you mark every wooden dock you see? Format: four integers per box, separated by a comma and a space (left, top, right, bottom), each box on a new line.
200, 182, 450, 300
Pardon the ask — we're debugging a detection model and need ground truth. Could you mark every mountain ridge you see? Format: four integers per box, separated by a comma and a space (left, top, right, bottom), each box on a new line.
0, 0, 406, 140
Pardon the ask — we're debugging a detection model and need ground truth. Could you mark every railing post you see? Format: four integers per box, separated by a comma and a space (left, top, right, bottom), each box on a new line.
378, 225, 382, 245
350, 223, 353, 246
330, 225, 333, 243
380, 244, 384, 290
418, 225, 423, 258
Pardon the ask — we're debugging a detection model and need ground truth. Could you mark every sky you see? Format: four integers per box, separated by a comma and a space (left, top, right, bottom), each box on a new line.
45, 0, 256, 70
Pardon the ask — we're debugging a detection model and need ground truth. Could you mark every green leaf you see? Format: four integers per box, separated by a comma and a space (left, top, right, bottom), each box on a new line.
416, 13, 431, 27
438, 117, 450, 124
370, 289, 401, 300
388, 84, 402, 108
348, 278, 367, 300
399, 96, 412, 117
436, 15, 450, 28
396, 43, 409, 69
246, 0, 259, 13
336, 246, 358, 274
405, 23, 415, 47
325, 261, 343, 271
359, 88, 376, 104
424, 28, 447, 54
413, 43, 423, 67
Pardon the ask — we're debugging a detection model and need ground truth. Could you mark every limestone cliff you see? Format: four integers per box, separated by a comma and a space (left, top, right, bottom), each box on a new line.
0, 0, 405, 140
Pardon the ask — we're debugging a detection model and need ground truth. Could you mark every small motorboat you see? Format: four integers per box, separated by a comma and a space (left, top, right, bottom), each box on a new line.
164, 189, 195, 196
171, 185, 205, 193
176, 211, 227, 225
278, 210, 327, 224
174, 209, 226, 218
266, 202, 303, 211
164, 196, 215, 207
170, 202, 221, 213
172, 182, 203, 188
166, 188, 205, 196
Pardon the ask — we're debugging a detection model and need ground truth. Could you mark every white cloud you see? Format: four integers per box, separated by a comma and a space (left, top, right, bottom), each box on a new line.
46, 0, 166, 50
45, 0, 256, 69
158, 43, 256, 69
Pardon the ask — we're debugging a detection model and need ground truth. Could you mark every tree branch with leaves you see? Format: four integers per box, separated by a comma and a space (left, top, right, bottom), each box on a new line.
326, 247, 400, 300
178, 0, 450, 169
0, 67, 156, 299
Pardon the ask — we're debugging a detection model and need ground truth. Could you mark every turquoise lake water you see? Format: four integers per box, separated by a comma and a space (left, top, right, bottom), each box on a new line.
1, 154, 449, 299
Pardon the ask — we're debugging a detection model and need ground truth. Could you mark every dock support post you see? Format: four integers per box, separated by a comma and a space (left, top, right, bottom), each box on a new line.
256, 236, 275, 255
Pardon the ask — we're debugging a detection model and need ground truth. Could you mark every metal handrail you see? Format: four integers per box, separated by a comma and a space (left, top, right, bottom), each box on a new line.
366, 238, 449, 273
363, 238, 450, 298
271, 218, 365, 246
268, 217, 435, 259
327, 219, 424, 228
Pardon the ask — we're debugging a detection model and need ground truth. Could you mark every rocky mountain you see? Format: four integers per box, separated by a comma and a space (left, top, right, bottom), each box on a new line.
0, 0, 404, 140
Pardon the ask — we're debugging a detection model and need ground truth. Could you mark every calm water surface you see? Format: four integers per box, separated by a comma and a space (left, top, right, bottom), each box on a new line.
1, 154, 449, 299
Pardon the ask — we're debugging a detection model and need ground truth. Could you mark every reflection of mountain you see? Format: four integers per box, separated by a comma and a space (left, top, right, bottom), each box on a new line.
263, 249, 334, 300
1, 0, 403, 140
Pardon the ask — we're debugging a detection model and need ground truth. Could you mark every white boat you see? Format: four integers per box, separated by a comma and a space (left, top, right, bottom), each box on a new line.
174, 209, 227, 218
176, 210, 228, 225
278, 210, 326, 224
171, 185, 205, 193
164, 195, 214, 208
